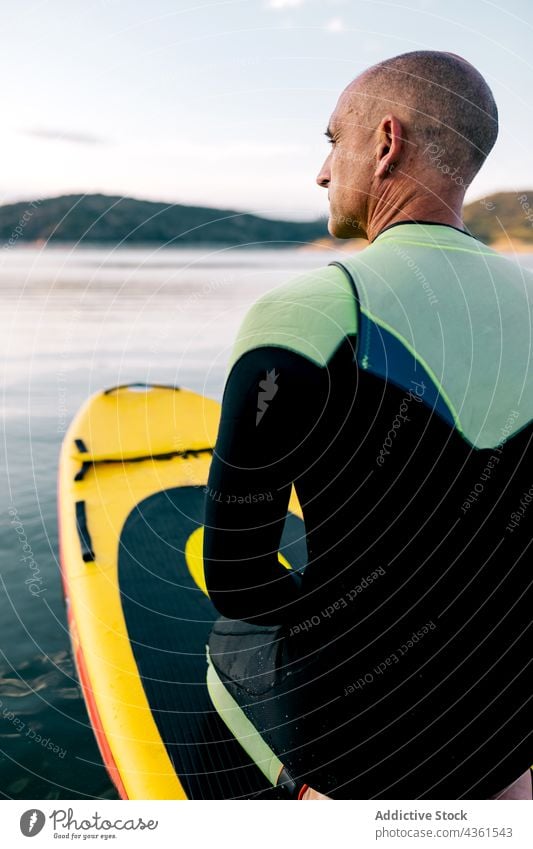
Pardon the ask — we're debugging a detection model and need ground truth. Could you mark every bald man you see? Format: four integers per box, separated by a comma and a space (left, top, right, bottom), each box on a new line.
203, 50, 533, 800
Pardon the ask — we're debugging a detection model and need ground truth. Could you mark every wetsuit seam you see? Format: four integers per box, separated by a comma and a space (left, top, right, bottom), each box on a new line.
224, 337, 356, 393
329, 260, 366, 366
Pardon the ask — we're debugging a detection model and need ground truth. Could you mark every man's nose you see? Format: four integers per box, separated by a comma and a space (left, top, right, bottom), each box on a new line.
316, 156, 330, 188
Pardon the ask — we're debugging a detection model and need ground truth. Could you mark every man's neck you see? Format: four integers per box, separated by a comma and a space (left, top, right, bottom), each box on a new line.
365, 189, 465, 244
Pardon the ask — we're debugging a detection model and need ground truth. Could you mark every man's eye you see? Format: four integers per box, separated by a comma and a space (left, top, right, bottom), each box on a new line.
328, 138, 336, 146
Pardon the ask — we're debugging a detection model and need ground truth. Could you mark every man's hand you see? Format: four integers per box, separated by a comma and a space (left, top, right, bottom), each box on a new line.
301, 786, 332, 800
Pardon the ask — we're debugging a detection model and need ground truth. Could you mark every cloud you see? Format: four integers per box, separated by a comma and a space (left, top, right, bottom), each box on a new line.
325, 16, 344, 32
22, 127, 107, 145
266, 0, 305, 9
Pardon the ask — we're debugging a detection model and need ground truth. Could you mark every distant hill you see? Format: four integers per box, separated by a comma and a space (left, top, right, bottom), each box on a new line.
0, 194, 327, 247
0, 191, 531, 249
463, 191, 533, 247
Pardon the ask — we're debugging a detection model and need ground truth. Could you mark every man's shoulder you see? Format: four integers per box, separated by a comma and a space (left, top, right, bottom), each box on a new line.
226, 263, 357, 375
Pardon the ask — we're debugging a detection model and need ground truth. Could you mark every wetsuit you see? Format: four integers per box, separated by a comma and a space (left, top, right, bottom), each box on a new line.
203, 221, 533, 799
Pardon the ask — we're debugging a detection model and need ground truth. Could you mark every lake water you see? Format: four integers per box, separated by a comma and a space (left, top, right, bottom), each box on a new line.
2, 245, 532, 800
0, 244, 344, 799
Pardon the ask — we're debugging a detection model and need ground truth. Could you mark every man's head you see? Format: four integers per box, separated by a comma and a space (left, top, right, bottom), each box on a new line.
316, 50, 498, 239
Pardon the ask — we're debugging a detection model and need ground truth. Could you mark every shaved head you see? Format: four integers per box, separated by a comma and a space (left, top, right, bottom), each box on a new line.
352, 50, 498, 179
317, 50, 499, 240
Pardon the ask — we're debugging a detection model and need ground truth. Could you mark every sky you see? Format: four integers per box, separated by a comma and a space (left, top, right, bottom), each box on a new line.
0, 0, 532, 220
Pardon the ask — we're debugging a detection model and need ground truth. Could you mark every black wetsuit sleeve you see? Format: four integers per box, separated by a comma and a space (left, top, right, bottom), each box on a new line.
203, 344, 328, 625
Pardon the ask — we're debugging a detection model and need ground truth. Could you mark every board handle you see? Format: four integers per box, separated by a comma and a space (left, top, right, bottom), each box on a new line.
103, 383, 181, 395
75, 500, 95, 562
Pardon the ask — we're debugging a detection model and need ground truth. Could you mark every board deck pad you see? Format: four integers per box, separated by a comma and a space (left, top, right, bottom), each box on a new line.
118, 485, 307, 799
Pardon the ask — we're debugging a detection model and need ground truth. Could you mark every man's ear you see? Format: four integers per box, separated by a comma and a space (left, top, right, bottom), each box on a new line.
374, 114, 403, 179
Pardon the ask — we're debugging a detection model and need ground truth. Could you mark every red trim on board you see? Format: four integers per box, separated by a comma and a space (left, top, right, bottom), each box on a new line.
71, 614, 129, 800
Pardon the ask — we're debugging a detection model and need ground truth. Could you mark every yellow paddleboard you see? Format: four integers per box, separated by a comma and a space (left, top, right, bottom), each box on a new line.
58, 383, 305, 799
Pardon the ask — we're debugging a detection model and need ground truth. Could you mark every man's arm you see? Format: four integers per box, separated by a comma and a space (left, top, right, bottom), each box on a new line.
202, 293, 336, 625
203, 267, 357, 625
203, 340, 317, 625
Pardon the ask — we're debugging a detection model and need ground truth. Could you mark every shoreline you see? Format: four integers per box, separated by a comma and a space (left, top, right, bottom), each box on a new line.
1, 238, 532, 254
